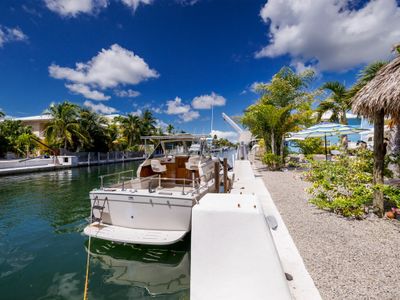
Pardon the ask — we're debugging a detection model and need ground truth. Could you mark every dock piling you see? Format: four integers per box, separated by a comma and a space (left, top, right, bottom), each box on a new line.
214, 161, 220, 193
223, 158, 228, 193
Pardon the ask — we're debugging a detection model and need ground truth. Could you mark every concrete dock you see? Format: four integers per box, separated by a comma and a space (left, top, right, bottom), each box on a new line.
190, 160, 321, 299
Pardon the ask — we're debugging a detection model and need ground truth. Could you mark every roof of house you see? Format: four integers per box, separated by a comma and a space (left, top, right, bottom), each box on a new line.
13, 114, 54, 121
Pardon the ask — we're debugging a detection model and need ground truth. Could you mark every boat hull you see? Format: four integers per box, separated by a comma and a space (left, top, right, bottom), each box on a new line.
90, 190, 194, 230
83, 189, 202, 245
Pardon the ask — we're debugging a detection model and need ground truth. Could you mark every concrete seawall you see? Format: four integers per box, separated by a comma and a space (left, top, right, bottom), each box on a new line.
0, 156, 145, 176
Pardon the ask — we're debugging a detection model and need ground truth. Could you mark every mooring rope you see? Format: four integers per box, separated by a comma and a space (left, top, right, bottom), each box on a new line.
83, 234, 92, 300
84, 201, 95, 300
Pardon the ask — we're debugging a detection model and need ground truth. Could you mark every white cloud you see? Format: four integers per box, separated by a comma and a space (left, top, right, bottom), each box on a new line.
115, 89, 140, 98
44, 0, 108, 17
131, 108, 142, 116
120, 0, 153, 11
66, 83, 110, 100
49, 44, 158, 99
191, 92, 226, 109
155, 119, 168, 129
142, 103, 162, 113
165, 97, 199, 122
256, 0, 400, 72
210, 130, 238, 142
151, 106, 162, 113
0, 26, 27, 47
180, 110, 199, 122
166, 97, 191, 115
84, 100, 117, 114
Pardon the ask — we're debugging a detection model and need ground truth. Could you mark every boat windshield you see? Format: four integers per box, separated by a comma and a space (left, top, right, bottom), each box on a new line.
141, 134, 210, 157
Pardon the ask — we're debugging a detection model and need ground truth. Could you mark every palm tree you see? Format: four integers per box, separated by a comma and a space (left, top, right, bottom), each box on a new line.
166, 124, 175, 135
348, 61, 388, 99
44, 101, 87, 152
0, 111, 5, 118
79, 109, 109, 152
242, 67, 315, 162
317, 81, 349, 124
140, 109, 156, 136
120, 114, 142, 148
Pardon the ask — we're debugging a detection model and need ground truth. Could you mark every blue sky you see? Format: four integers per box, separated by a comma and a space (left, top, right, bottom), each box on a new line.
1, 0, 400, 139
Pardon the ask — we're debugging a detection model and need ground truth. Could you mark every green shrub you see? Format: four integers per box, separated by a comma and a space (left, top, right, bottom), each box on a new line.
377, 184, 400, 209
305, 151, 373, 218
304, 149, 398, 218
294, 137, 324, 155
262, 152, 281, 170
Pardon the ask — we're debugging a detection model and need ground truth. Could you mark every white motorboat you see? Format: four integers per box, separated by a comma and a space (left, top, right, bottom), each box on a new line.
84, 134, 221, 245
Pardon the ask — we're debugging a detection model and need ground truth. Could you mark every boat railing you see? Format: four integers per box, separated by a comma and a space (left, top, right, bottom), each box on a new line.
99, 170, 212, 195
147, 176, 209, 196
99, 169, 136, 189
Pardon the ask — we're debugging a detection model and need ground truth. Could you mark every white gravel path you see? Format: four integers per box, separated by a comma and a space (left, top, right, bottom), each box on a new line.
255, 163, 400, 300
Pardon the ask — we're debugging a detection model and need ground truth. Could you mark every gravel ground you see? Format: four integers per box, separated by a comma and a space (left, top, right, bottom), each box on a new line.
254, 163, 400, 300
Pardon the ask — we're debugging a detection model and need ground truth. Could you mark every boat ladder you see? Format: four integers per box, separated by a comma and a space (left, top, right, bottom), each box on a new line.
91, 196, 108, 223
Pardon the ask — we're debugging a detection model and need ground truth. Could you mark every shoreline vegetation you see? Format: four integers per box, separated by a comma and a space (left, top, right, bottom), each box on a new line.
0, 102, 235, 160
242, 52, 400, 219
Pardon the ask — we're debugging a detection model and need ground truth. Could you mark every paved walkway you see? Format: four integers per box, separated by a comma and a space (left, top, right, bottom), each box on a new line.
254, 161, 400, 300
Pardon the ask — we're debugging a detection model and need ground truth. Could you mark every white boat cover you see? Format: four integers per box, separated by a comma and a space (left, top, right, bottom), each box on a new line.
84, 223, 187, 245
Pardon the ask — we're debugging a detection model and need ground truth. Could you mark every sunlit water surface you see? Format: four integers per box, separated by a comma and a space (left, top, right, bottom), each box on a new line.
0, 161, 190, 300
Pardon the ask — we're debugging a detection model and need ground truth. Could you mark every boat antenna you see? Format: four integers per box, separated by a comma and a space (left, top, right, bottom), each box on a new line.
210, 101, 214, 134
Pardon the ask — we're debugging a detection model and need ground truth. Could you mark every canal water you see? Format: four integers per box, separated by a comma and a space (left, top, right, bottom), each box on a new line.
0, 161, 190, 300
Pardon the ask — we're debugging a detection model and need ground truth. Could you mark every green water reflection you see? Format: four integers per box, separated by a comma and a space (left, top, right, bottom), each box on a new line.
0, 162, 190, 300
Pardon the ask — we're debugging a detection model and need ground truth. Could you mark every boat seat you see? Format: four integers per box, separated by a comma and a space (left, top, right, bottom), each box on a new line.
186, 156, 201, 188
151, 160, 166, 189
185, 156, 201, 171
151, 160, 167, 173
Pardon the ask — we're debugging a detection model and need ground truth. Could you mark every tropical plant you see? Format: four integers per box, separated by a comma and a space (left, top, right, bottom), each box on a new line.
15, 133, 37, 157
0, 119, 36, 157
119, 114, 142, 149
140, 109, 156, 136
44, 101, 87, 152
262, 152, 281, 170
305, 151, 374, 218
242, 67, 315, 164
348, 61, 388, 99
166, 124, 175, 135
294, 137, 324, 155
79, 109, 110, 152
305, 149, 394, 218
317, 81, 349, 124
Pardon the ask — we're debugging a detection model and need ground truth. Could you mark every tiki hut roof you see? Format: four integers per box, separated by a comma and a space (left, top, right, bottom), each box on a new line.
352, 55, 400, 118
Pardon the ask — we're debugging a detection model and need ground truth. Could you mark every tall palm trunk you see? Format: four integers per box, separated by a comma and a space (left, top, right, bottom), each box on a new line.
270, 130, 275, 155
373, 109, 385, 217
340, 112, 348, 150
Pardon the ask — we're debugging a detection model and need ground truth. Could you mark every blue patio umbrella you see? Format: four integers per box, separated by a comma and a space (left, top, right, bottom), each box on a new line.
288, 122, 364, 160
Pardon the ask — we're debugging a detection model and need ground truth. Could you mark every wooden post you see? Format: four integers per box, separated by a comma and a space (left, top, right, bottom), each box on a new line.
214, 161, 220, 193
223, 158, 228, 193
373, 109, 385, 217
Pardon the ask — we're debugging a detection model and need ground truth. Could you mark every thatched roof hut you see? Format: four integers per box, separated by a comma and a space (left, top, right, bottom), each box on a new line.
351, 50, 400, 216
352, 55, 400, 118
